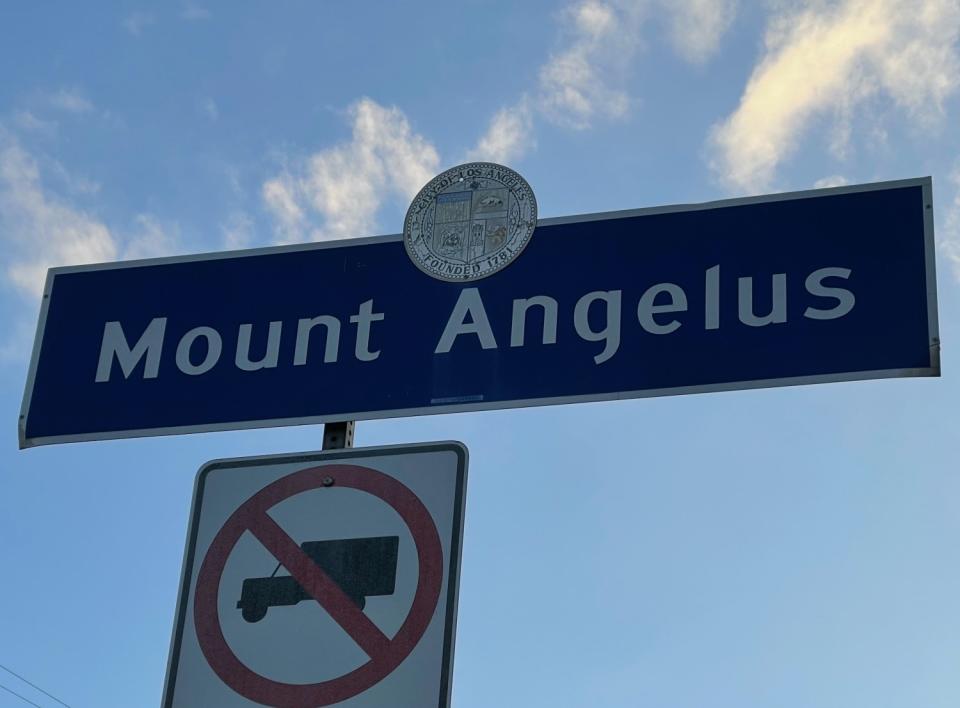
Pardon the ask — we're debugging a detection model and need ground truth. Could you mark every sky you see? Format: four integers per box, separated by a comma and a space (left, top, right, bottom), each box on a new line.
1, 1, 959, 706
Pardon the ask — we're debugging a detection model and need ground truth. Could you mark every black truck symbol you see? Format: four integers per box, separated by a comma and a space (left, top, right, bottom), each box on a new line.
236, 536, 399, 623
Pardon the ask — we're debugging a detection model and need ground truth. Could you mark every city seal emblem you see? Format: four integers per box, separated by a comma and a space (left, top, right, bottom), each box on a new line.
404, 162, 537, 282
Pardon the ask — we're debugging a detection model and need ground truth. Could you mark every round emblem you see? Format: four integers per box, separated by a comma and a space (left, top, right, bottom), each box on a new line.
403, 162, 537, 282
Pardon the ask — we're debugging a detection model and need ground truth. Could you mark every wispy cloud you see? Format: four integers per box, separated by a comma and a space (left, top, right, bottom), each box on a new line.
201, 97, 219, 121
261, 1, 740, 243
941, 164, 960, 282
813, 175, 850, 189
709, 0, 960, 193
262, 98, 440, 243
466, 100, 534, 164
123, 214, 179, 261
538, 1, 641, 129
537, 0, 737, 128
47, 87, 94, 114
123, 11, 156, 37
659, 0, 737, 64
221, 211, 254, 250
45, 158, 101, 196
264, 96, 533, 245
262, 172, 306, 243
0, 136, 115, 297
181, 3, 211, 21
13, 110, 57, 136
0, 131, 177, 300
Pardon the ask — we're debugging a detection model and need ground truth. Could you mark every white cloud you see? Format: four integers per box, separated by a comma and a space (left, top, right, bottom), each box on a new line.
660, 0, 738, 63
181, 4, 211, 21
123, 214, 179, 261
538, 1, 641, 129
123, 12, 156, 36
257, 2, 740, 239
13, 110, 57, 136
262, 172, 307, 243
201, 97, 219, 121
0, 132, 176, 299
0, 139, 116, 297
537, 0, 736, 129
813, 175, 850, 189
46, 159, 101, 196
47, 87, 93, 114
709, 0, 960, 193
221, 211, 255, 250
466, 100, 534, 163
941, 164, 960, 282
262, 98, 439, 243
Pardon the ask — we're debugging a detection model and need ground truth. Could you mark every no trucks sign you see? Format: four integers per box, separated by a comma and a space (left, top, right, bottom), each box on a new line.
162, 443, 467, 708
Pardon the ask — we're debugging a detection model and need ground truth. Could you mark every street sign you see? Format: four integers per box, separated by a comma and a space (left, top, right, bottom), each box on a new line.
162, 442, 467, 708
20, 178, 939, 447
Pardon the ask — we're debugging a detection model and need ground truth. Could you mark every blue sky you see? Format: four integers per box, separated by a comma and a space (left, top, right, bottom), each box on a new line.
1, 1, 959, 706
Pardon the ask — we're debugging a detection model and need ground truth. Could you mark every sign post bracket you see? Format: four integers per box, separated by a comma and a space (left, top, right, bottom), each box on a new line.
322, 421, 355, 450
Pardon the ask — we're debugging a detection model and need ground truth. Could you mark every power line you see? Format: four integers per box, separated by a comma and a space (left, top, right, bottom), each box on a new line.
0, 681, 43, 708
0, 663, 71, 708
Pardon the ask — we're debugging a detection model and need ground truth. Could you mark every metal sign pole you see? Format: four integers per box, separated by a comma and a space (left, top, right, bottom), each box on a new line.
322, 421, 355, 450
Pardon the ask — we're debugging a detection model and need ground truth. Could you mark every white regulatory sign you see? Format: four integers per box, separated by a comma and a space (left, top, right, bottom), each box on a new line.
162, 442, 468, 707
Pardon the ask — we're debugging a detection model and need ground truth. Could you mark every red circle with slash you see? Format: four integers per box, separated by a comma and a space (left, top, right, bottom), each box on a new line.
193, 464, 444, 707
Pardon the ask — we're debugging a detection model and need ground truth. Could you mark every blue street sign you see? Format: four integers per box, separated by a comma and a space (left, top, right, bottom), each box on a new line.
19, 178, 939, 448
